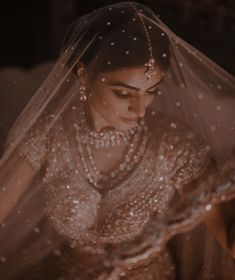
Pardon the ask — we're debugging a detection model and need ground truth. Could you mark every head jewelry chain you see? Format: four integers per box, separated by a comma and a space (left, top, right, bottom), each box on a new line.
129, 3, 156, 80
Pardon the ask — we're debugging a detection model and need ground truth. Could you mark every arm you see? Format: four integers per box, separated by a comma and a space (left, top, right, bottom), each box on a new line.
168, 122, 235, 257
230, 224, 235, 258
204, 201, 235, 258
202, 155, 235, 257
0, 115, 50, 223
204, 205, 229, 252
0, 152, 38, 223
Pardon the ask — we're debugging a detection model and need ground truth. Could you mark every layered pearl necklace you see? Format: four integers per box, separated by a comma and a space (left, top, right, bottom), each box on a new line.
73, 104, 149, 189
75, 104, 139, 148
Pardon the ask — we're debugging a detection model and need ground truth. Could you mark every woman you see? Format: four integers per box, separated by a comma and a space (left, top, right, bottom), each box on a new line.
0, 2, 235, 279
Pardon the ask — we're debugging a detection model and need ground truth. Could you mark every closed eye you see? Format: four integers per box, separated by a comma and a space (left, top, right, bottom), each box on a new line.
112, 89, 132, 98
111, 88, 159, 98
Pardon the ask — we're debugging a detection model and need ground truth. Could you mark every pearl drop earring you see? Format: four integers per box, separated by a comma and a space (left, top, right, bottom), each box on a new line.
80, 85, 87, 102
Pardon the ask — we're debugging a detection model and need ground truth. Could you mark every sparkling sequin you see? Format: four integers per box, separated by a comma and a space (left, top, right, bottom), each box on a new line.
18, 111, 209, 279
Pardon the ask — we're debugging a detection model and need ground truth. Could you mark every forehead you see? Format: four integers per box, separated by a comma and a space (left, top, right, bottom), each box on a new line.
96, 66, 162, 89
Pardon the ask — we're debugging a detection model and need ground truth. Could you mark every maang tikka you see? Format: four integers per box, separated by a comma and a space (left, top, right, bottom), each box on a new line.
129, 4, 157, 80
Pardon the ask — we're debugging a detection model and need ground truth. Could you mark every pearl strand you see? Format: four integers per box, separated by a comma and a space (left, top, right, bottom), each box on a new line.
73, 105, 149, 188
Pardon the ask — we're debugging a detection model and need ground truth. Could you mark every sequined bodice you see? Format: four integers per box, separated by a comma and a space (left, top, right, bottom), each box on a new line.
19, 111, 208, 248
19, 111, 208, 279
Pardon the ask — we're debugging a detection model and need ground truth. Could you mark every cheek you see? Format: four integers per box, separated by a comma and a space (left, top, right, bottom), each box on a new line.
94, 91, 121, 115
145, 96, 155, 107
92, 88, 110, 107
108, 98, 126, 113
106, 98, 131, 119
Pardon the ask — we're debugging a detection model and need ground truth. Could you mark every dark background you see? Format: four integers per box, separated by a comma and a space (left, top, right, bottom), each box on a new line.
0, 0, 235, 149
0, 2, 235, 278
0, 0, 235, 75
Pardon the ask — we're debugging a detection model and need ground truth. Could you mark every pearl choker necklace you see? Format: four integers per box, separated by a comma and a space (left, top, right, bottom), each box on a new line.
74, 104, 140, 148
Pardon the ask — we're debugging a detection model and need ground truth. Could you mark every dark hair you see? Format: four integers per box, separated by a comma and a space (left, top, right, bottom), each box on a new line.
61, 2, 171, 75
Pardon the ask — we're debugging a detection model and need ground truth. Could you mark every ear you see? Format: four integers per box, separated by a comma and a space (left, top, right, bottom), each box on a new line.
76, 61, 91, 89
76, 61, 86, 78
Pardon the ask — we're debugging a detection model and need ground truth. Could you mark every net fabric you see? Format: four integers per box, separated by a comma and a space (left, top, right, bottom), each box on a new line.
0, 2, 235, 279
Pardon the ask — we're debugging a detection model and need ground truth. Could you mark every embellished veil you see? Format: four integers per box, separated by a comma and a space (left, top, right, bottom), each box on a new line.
0, 2, 235, 279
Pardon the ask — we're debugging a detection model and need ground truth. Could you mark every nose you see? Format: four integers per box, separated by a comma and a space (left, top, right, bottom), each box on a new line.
128, 95, 146, 118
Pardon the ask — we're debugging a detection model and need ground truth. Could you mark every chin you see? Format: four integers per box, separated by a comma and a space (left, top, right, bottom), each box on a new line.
115, 119, 138, 131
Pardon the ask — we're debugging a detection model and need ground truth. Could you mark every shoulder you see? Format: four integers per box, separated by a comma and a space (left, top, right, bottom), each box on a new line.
146, 110, 210, 190
15, 113, 62, 170
146, 109, 206, 151
166, 117, 209, 191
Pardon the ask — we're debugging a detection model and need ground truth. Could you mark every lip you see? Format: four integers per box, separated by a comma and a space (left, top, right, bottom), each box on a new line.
121, 117, 137, 123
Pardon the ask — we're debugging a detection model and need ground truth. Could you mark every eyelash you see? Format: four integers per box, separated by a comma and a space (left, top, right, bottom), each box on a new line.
112, 89, 158, 98
112, 90, 131, 98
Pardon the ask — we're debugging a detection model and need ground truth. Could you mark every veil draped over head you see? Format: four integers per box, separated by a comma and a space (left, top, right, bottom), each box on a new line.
0, 2, 235, 280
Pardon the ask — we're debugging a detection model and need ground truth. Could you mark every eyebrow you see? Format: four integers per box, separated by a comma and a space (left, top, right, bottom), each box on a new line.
107, 81, 160, 91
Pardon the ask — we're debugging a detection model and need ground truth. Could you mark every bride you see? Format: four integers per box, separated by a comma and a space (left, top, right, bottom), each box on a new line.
0, 2, 235, 279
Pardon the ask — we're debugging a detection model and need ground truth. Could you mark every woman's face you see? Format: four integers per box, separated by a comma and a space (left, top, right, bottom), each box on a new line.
87, 66, 162, 131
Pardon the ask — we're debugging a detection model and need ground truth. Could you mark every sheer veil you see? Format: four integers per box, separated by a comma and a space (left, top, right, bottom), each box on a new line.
0, 2, 235, 279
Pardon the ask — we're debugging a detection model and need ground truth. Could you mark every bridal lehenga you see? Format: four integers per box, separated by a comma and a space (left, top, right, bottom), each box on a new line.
0, 2, 235, 280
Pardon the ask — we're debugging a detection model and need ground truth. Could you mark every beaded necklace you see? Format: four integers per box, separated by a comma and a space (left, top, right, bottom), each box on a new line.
73, 104, 149, 190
